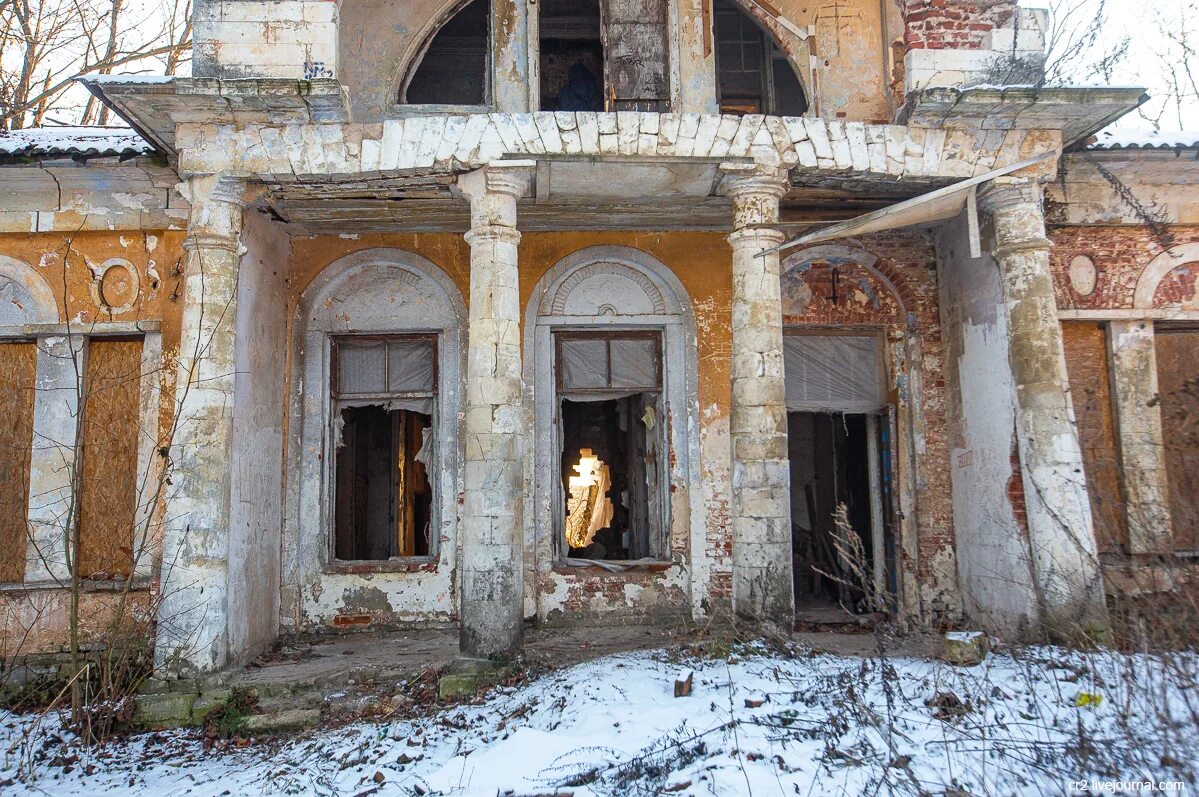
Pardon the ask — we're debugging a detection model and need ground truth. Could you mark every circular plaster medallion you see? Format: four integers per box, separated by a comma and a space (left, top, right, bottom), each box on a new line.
91, 258, 140, 314
1068, 255, 1097, 297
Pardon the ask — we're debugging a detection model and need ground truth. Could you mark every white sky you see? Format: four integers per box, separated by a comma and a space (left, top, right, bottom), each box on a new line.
1026, 0, 1199, 131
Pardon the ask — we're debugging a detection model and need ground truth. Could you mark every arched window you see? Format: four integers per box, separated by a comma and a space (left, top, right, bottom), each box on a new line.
402, 0, 490, 106
713, 0, 807, 115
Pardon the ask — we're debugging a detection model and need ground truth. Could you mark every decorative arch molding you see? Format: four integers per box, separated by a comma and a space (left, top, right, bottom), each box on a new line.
285, 247, 466, 630
523, 244, 706, 621
392, 0, 483, 106
298, 247, 467, 331
0, 254, 58, 326
1133, 244, 1199, 309
781, 244, 908, 322
535, 245, 689, 319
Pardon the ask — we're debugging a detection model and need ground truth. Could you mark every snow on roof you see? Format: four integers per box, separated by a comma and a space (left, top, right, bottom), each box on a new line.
81, 73, 174, 85
0, 126, 154, 159
1086, 129, 1199, 150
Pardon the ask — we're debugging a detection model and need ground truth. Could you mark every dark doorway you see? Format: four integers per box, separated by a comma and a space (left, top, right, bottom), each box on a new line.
788, 411, 890, 616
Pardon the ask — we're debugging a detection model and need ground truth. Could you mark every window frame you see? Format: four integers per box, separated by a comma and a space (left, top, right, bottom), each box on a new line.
397, 0, 495, 111
328, 332, 440, 566
551, 327, 669, 563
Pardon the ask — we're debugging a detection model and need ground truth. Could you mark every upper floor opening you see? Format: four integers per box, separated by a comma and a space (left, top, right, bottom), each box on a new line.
392, 0, 808, 115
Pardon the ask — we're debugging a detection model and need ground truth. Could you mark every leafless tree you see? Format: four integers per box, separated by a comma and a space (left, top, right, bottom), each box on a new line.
0, 0, 191, 130
1136, 0, 1199, 131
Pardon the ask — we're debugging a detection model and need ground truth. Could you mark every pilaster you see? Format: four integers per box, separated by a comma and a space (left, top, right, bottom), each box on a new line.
1107, 320, 1173, 554
721, 162, 794, 631
154, 174, 250, 675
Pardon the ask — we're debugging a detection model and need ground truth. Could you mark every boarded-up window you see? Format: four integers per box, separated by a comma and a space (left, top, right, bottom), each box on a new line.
1155, 325, 1199, 552
1061, 322, 1125, 553
78, 337, 144, 578
783, 334, 884, 413
0, 341, 36, 582
601, 0, 669, 110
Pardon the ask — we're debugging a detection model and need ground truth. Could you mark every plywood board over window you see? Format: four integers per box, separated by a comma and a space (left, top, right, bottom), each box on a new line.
79, 337, 144, 579
1154, 325, 1199, 552
0, 341, 37, 582
600, 0, 670, 110
1061, 322, 1126, 553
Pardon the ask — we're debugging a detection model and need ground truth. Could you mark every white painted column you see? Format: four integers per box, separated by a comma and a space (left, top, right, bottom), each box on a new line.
1108, 320, 1173, 554
721, 162, 794, 631
979, 178, 1109, 641
493, 0, 532, 112
155, 174, 248, 676
457, 160, 534, 659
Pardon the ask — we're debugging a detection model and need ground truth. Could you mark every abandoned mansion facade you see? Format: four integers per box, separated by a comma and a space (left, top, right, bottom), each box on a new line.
0, 0, 1197, 675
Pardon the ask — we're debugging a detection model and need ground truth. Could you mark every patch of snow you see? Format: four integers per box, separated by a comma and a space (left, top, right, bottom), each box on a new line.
2, 645, 1197, 796
1088, 129, 1199, 150
944, 630, 985, 642
81, 74, 175, 85
0, 126, 152, 157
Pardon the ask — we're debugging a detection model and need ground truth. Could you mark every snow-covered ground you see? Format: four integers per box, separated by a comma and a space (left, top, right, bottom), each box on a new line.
3, 643, 1197, 796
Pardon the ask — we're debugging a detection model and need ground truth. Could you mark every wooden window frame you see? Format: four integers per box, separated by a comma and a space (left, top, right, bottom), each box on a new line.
328, 333, 440, 568
554, 329, 663, 396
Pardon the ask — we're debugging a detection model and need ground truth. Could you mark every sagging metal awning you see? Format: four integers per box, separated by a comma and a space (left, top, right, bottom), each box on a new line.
770, 152, 1055, 258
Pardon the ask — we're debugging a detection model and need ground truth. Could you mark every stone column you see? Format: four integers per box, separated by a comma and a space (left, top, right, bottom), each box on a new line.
457, 161, 534, 660
1108, 320, 1173, 554
155, 174, 248, 676
721, 162, 794, 631
492, 0, 532, 112
979, 178, 1109, 642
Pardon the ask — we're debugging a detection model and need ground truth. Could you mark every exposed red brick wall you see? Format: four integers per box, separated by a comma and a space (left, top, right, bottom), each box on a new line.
1049, 226, 1199, 310
903, 0, 1015, 51
784, 232, 956, 619
1061, 321, 1126, 553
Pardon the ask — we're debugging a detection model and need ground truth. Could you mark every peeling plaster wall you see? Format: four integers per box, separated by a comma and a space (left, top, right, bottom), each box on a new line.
226, 211, 289, 662
0, 230, 185, 657
193, 0, 339, 80
937, 211, 1039, 635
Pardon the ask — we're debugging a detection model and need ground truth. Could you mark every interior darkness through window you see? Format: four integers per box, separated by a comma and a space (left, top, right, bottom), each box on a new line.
404, 0, 490, 105
335, 407, 433, 560
539, 0, 604, 111
332, 336, 437, 561
788, 411, 881, 613
713, 0, 806, 115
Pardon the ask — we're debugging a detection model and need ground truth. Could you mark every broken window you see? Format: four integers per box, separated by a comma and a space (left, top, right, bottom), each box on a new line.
332, 336, 436, 561
539, 0, 670, 111
555, 331, 666, 561
713, 0, 807, 116
402, 0, 490, 106
783, 333, 891, 618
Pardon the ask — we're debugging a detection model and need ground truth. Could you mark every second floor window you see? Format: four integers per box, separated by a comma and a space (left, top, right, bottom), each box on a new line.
714, 0, 807, 116
402, 0, 490, 106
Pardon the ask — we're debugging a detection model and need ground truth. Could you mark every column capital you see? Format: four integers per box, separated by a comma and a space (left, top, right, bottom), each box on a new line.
977, 176, 1043, 214
979, 177, 1052, 258
458, 160, 536, 201
459, 160, 535, 230
177, 174, 258, 209
720, 163, 789, 229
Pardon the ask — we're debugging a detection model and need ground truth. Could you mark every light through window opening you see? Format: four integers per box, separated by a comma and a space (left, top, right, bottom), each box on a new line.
555, 330, 666, 562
